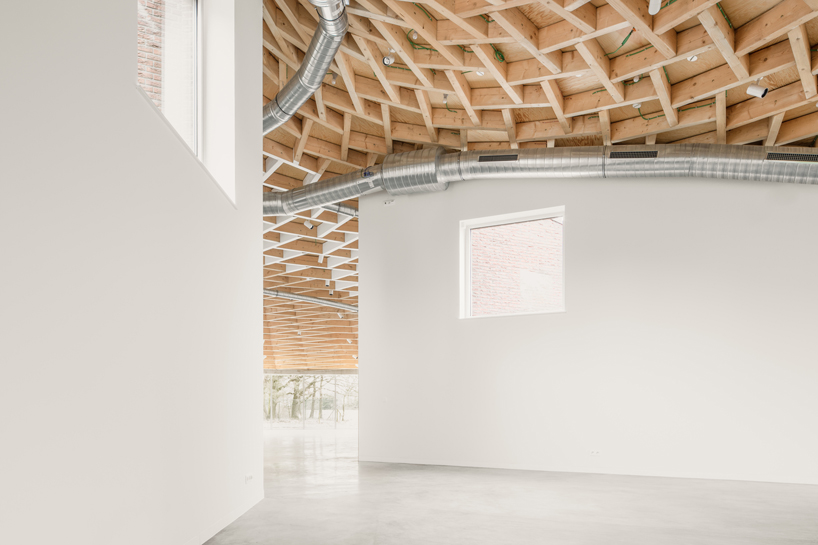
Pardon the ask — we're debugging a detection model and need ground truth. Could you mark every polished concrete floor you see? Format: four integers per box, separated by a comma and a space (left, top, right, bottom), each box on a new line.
207, 429, 818, 545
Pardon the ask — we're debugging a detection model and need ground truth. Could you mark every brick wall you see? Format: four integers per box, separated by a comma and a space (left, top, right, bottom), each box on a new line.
471, 217, 564, 316
137, 0, 165, 108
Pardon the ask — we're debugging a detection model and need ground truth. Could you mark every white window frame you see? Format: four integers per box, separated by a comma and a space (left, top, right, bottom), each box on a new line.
136, 0, 201, 155
135, 0, 239, 204
459, 205, 566, 319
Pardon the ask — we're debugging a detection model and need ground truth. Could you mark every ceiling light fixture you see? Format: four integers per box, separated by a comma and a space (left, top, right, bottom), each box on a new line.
329, 290, 334, 295
475, 69, 484, 76
331, 72, 338, 85
411, 30, 419, 40
325, 280, 330, 287
347, 339, 352, 344
746, 78, 768, 98
304, 220, 314, 230
338, 313, 344, 319
633, 103, 642, 109
443, 93, 448, 104
648, 0, 661, 15
575, 72, 583, 78
687, 55, 698, 62
633, 75, 640, 83
353, 355, 358, 359
383, 49, 396, 66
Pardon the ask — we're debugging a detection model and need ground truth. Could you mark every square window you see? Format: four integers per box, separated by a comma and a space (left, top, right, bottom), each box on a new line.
137, 0, 199, 152
461, 207, 565, 318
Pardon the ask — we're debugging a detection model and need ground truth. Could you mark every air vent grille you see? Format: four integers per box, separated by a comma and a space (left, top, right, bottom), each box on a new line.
765, 153, 818, 163
609, 151, 658, 159
478, 154, 519, 162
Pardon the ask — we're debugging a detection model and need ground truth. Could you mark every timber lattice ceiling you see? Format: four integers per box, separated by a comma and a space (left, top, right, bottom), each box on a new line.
262, 0, 818, 369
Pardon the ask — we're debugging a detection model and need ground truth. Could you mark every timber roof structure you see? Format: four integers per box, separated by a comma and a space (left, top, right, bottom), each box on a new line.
262, 0, 818, 370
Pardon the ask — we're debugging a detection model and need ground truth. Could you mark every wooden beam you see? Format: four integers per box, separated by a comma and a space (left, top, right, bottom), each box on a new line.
653, 0, 720, 35
535, 0, 596, 34
353, 36, 401, 103
788, 24, 818, 99
670, 41, 796, 110
382, 104, 393, 153
341, 113, 351, 161
575, 39, 625, 103
514, 115, 600, 141
604, 0, 677, 58
765, 113, 786, 146
540, 79, 572, 133
599, 109, 611, 145
421, 0, 488, 40
698, 5, 749, 80
716, 91, 727, 144
609, 24, 714, 83
726, 82, 810, 130
348, 131, 388, 155
370, 20, 435, 88
776, 111, 818, 144
314, 85, 327, 122
489, 8, 562, 73
334, 53, 364, 114
472, 44, 524, 103
415, 90, 438, 143
383, 0, 465, 66
727, 119, 769, 145
502, 109, 518, 148
612, 99, 716, 142
445, 70, 482, 125
294, 119, 313, 164
734, 0, 818, 57
649, 68, 678, 127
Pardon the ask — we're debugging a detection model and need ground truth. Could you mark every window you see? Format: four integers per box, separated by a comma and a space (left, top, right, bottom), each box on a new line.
461, 207, 565, 318
137, 0, 199, 152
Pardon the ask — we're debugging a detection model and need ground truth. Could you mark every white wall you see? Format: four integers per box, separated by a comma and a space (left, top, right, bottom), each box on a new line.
0, 1, 262, 544
359, 174, 818, 485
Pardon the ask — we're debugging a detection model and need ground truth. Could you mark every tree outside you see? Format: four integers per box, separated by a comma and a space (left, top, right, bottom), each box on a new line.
263, 374, 358, 429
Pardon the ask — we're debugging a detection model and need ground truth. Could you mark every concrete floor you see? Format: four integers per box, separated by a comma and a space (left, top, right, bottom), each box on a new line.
206, 429, 818, 545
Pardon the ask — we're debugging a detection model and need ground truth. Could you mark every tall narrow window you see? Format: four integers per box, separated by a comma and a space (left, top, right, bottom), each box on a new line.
137, 0, 199, 151
461, 207, 565, 318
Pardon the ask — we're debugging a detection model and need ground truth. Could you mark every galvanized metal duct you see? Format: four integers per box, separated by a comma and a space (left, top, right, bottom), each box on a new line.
262, 145, 818, 216
263, 289, 358, 313
321, 203, 359, 217
262, 0, 347, 135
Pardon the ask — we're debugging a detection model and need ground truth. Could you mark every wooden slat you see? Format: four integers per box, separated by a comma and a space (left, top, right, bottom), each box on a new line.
698, 5, 749, 80
765, 113, 785, 145
575, 39, 625, 103
716, 91, 727, 144
604, 0, 677, 58
540, 80, 572, 133
788, 24, 818, 99
472, 44, 524, 103
502, 109, 518, 148
649, 68, 678, 127
599, 109, 611, 145
734, 0, 818, 57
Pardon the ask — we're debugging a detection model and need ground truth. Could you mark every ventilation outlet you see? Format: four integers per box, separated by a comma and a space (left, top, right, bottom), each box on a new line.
609, 151, 659, 159
478, 154, 519, 162
765, 152, 818, 163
